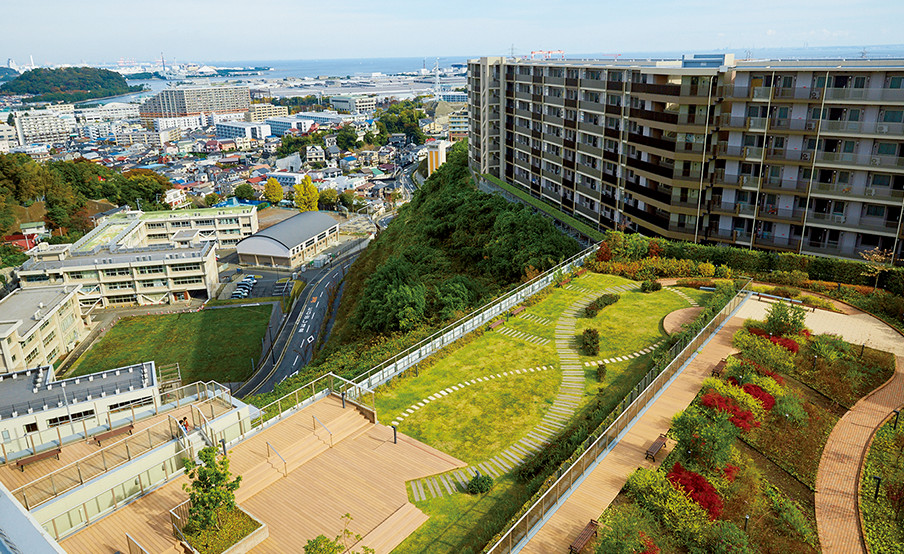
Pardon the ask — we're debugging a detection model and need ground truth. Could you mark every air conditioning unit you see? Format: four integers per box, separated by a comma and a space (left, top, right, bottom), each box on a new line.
810, 91, 820, 99
805, 121, 817, 131
801, 152, 812, 161
877, 124, 889, 133
871, 157, 881, 166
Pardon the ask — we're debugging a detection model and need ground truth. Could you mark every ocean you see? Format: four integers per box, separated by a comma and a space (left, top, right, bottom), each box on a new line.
199, 56, 473, 80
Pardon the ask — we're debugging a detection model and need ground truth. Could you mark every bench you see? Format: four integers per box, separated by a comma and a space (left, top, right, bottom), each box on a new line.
15, 447, 62, 471
711, 358, 728, 377
644, 433, 668, 462
511, 306, 526, 317
569, 519, 599, 553
93, 424, 134, 446
489, 319, 505, 330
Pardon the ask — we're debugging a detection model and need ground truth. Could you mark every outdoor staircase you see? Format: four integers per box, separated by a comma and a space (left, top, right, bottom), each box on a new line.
236, 407, 372, 503
355, 502, 428, 554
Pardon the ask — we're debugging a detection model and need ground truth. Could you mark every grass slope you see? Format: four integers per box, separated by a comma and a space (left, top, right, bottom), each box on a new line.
69, 306, 272, 383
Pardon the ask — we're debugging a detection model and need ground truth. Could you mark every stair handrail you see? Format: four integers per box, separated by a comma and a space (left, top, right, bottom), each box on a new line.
265, 441, 288, 477
311, 415, 333, 448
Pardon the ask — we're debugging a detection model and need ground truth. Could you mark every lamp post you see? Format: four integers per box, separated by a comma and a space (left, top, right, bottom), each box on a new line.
872, 475, 882, 501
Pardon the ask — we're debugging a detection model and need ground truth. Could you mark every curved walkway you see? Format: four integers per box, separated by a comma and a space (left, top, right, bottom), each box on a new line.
734, 299, 904, 554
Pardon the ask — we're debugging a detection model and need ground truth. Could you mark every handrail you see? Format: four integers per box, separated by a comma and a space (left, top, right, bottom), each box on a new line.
193, 406, 214, 447
485, 280, 752, 553
125, 532, 152, 554
312, 415, 333, 448
168, 499, 200, 553
266, 441, 288, 477
41, 445, 191, 541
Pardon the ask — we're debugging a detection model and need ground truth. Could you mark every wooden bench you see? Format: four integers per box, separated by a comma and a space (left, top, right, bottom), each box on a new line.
15, 447, 61, 471
711, 358, 728, 377
489, 319, 504, 330
93, 424, 134, 446
644, 433, 668, 462
569, 519, 599, 553
511, 306, 526, 316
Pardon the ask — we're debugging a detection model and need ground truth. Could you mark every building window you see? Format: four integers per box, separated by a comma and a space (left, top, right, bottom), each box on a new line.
170, 263, 201, 272
102, 268, 131, 277
172, 276, 203, 285
137, 265, 165, 275
866, 205, 886, 217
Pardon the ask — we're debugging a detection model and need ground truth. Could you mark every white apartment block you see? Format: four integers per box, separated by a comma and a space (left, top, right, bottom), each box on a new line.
14, 112, 75, 145
215, 121, 271, 140
152, 115, 205, 132
74, 103, 140, 124
266, 172, 306, 187
100, 205, 259, 249
139, 86, 251, 123
330, 95, 377, 114
246, 103, 289, 122
292, 110, 365, 126
265, 116, 315, 137
0, 286, 91, 374
115, 127, 181, 147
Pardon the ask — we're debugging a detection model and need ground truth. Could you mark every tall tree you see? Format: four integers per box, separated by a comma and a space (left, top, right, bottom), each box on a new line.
294, 175, 319, 212
263, 177, 284, 204
319, 188, 339, 210
233, 183, 256, 200
204, 192, 222, 207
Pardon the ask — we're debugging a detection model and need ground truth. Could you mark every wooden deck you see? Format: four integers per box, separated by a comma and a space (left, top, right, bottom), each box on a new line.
521, 316, 743, 553
1, 400, 218, 495
60, 395, 464, 554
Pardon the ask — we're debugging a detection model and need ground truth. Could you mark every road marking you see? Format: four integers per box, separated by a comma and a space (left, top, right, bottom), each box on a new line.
293, 355, 299, 366
305, 325, 310, 333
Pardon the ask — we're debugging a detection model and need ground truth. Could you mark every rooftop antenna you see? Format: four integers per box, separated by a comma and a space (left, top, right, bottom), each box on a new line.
510, 44, 516, 57
434, 58, 440, 94
161, 52, 166, 72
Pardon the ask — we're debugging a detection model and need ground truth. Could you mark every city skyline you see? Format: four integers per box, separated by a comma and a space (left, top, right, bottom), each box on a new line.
4, 0, 904, 66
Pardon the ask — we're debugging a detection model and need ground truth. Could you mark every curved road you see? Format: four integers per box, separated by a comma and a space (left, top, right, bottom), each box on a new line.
234, 252, 357, 397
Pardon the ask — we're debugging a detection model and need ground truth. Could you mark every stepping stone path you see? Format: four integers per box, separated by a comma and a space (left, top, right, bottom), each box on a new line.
666, 287, 699, 306
520, 312, 553, 326
565, 284, 596, 294
407, 282, 638, 501
495, 326, 550, 345
584, 339, 665, 367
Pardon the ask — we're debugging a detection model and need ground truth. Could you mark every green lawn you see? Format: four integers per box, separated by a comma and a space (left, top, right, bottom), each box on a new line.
575, 288, 696, 361
68, 306, 272, 384
395, 474, 530, 554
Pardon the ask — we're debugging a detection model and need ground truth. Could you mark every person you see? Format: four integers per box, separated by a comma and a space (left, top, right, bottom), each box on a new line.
181, 417, 191, 432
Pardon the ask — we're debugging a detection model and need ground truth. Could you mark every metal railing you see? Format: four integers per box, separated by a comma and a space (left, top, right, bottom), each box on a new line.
169, 499, 200, 553
126, 533, 151, 554
11, 414, 187, 510
486, 282, 751, 554
266, 442, 288, 477
40, 445, 191, 541
312, 415, 333, 448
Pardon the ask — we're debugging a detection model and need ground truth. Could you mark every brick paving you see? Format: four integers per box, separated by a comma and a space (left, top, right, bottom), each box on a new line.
736, 299, 904, 554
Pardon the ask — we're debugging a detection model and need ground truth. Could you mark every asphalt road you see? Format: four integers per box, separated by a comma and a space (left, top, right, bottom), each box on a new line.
234, 250, 359, 398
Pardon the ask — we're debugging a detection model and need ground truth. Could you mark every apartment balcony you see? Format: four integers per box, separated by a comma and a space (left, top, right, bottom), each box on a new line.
574, 202, 598, 220
818, 87, 904, 103
753, 233, 802, 251
706, 227, 753, 244
631, 82, 681, 96
579, 77, 606, 89
629, 108, 678, 125
757, 205, 806, 224
628, 132, 676, 153
578, 121, 605, 135
809, 151, 904, 171
804, 212, 897, 235
800, 240, 854, 258
575, 183, 599, 198
624, 180, 670, 204
710, 201, 756, 217
759, 177, 809, 195
666, 223, 698, 239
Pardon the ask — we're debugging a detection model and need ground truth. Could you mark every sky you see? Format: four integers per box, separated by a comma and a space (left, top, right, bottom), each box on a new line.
3, 0, 904, 65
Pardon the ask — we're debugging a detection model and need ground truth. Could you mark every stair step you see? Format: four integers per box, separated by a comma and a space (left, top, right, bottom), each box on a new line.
356, 503, 428, 554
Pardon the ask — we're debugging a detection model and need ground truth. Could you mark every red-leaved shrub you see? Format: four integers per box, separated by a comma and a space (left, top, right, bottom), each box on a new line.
742, 383, 776, 410
639, 532, 661, 554
723, 464, 739, 482
667, 462, 724, 520
699, 390, 760, 432
596, 242, 612, 262
739, 358, 785, 385
747, 327, 800, 353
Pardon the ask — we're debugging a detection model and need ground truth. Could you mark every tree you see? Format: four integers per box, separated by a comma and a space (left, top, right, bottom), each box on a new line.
204, 192, 221, 207
294, 175, 319, 212
319, 188, 339, 210
263, 177, 284, 204
233, 183, 256, 200
338, 191, 357, 210
336, 125, 359, 150
182, 447, 242, 532
860, 246, 894, 291
671, 405, 738, 470
303, 514, 374, 554
763, 301, 806, 337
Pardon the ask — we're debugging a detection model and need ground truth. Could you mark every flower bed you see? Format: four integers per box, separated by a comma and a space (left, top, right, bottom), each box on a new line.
182, 507, 265, 554
860, 417, 904, 554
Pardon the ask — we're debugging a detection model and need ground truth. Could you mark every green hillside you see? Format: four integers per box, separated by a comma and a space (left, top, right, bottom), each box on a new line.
0, 67, 141, 102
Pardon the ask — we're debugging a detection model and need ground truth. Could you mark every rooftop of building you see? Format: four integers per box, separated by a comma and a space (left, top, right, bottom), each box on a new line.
0, 362, 154, 420
0, 286, 78, 339
20, 241, 212, 272
237, 211, 338, 252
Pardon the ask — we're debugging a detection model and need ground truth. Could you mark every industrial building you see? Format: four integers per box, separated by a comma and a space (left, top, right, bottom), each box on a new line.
236, 211, 340, 268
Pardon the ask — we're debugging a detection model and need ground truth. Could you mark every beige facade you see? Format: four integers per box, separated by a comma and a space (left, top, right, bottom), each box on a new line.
0, 286, 91, 374
14, 112, 74, 145
470, 54, 904, 262
246, 103, 289, 122
330, 95, 376, 114
139, 86, 250, 123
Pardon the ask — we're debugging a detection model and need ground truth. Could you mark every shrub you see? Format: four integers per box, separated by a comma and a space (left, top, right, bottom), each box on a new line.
597, 363, 607, 381
697, 262, 716, 278
764, 484, 818, 546
641, 280, 662, 293
582, 328, 600, 356
671, 406, 739, 469
626, 468, 712, 545
808, 333, 849, 362
676, 278, 714, 289
770, 286, 801, 298
769, 270, 809, 287
584, 293, 620, 317
742, 383, 776, 411
697, 521, 754, 554
584, 304, 600, 318
763, 301, 807, 336
714, 264, 733, 279
467, 472, 493, 494
732, 330, 795, 374
667, 462, 724, 520
774, 393, 808, 427
702, 377, 766, 421
699, 390, 760, 432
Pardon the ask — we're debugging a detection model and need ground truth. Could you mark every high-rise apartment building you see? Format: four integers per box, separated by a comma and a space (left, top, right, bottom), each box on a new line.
469, 54, 904, 262
13, 111, 75, 145
246, 102, 289, 122
139, 86, 251, 124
